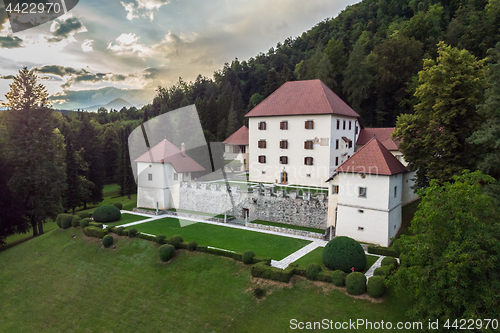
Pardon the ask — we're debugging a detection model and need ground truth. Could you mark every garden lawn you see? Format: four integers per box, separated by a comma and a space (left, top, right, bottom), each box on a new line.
130, 217, 311, 260
76, 184, 137, 215
294, 247, 379, 274
103, 213, 150, 227
0, 221, 58, 252
0, 227, 412, 333
250, 220, 324, 234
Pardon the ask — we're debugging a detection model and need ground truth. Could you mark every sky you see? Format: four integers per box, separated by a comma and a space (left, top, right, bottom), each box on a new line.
0, 0, 359, 110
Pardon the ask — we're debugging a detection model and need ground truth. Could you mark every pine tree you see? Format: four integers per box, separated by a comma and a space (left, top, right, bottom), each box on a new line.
102, 127, 119, 184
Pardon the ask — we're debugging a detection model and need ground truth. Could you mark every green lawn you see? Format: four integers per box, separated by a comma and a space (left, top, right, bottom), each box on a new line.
0, 221, 58, 252
250, 220, 325, 234
0, 228, 412, 332
104, 213, 150, 227
76, 184, 137, 214
130, 217, 311, 260
294, 247, 379, 274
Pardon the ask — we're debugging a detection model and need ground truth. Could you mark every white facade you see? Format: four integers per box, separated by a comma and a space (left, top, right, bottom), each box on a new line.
248, 114, 359, 187
224, 144, 249, 172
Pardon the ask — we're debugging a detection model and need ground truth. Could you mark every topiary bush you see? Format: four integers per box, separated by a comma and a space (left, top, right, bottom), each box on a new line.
80, 218, 91, 229
56, 214, 66, 228
112, 202, 123, 210
77, 211, 90, 219
103, 235, 114, 248
322, 236, 366, 273
92, 205, 121, 222
331, 270, 347, 287
373, 267, 387, 277
156, 234, 167, 244
306, 263, 322, 280
159, 244, 175, 262
122, 230, 129, 237
367, 275, 385, 298
61, 214, 73, 229
169, 235, 183, 249
346, 272, 366, 295
187, 241, 197, 251
128, 228, 138, 237
242, 250, 255, 264
381, 256, 398, 267
71, 216, 82, 228
116, 227, 125, 236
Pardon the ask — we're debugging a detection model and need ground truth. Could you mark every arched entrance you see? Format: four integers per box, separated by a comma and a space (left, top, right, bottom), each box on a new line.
280, 171, 288, 184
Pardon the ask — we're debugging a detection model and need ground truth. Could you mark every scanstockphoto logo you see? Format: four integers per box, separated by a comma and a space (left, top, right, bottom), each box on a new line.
3, 0, 79, 33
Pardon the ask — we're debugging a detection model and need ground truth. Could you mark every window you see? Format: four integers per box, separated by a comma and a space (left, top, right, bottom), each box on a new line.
148, 173, 153, 181
336, 139, 339, 149
359, 187, 367, 198
304, 140, 314, 150
349, 121, 352, 130
358, 209, 364, 213
355, 126, 358, 134
280, 121, 288, 130
306, 174, 311, 177
280, 140, 288, 149
336, 120, 340, 130
279, 156, 288, 164
258, 121, 266, 130
335, 157, 339, 166
239, 145, 246, 153
332, 185, 339, 194
258, 140, 266, 148
305, 120, 314, 129
173, 173, 178, 181
358, 227, 364, 231
349, 141, 353, 148
394, 186, 397, 198
258, 155, 266, 163
343, 120, 346, 130
262, 170, 266, 174
304, 157, 313, 165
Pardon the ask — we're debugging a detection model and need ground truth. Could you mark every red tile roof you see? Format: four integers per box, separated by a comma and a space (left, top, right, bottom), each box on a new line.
245, 79, 360, 118
336, 137, 408, 176
134, 139, 205, 172
223, 125, 249, 145
356, 127, 400, 151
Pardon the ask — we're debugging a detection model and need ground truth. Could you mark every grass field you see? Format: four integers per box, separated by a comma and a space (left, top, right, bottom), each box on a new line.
129, 217, 311, 260
76, 184, 137, 214
250, 220, 325, 234
294, 247, 379, 274
0, 228, 413, 332
104, 213, 150, 227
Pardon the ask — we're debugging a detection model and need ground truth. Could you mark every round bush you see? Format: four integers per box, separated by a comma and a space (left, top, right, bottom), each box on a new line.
116, 227, 125, 236
242, 250, 255, 264
128, 228, 138, 237
112, 202, 123, 210
169, 235, 183, 248
331, 270, 347, 287
306, 263, 322, 280
56, 214, 65, 228
103, 235, 114, 248
80, 218, 91, 229
77, 211, 90, 219
71, 216, 82, 228
156, 234, 167, 244
92, 205, 121, 223
381, 256, 398, 267
322, 236, 366, 273
159, 244, 176, 262
367, 275, 385, 298
61, 214, 73, 229
187, 241, 197, 251
345, 272, 367, 295
122, 230, 129, 237
373, 267, 387, 277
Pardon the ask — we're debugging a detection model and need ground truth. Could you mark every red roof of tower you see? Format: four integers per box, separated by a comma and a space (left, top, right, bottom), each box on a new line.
336, 137, 408, 176
244, 79, 360, 118
356, 127, 400, 151
223, 125, 249, 145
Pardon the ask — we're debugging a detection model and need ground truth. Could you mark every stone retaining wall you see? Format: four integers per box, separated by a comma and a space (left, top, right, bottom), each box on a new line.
245, 222, 325, 240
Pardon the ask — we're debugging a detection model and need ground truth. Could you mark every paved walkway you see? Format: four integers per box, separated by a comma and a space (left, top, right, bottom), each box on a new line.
271, 240, 327, 269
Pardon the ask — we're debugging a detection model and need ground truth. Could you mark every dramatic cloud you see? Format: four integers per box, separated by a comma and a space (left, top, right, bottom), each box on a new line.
120, 0, 171, 21
47, 17, 87, 42
61, 72, 133, 88
0, 35, 24, 48
34, 65, 89, 77
142, 67, 170, 80
107, 33, 151, 57
81, 39, 93, 52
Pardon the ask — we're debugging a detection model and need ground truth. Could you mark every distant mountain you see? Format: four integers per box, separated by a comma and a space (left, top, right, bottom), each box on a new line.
79, 98, 132, 112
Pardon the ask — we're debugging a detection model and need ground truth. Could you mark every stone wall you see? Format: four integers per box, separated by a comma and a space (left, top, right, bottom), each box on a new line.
179, 182, 328, 230
245, 221, 325, 239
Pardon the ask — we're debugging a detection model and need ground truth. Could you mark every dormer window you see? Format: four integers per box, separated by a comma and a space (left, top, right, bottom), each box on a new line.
258, 121, 266, 130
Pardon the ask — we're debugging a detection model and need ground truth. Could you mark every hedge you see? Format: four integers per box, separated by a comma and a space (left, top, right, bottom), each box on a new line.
56, 214, 65, 228
381, 256, 398, 267
169, 235, 183, 248
71, 216, 82, 228
103, 235, 114, 248
187, 241, 197, 251
80, 218, 92, 229
242, 250, 255, 264
155, 234, 167, 244
89, 222, 103, 229
112, 202, 123, 210
82, 226, 109, 238
116, 227, 125, 236
128, 228, 138, 237
306, 263, 322, 280
138, 233, 156, 241
346, 272, 366, 295
331, 270, 347, 286
317, 271, 331, 283
367, 275, 385, 298
373, 267, 387, 277
77, 211, 90, 219
92, 205, 121, 223
368, 246, 399, 258
251, 262, 294, 283
159, 244, 175, 262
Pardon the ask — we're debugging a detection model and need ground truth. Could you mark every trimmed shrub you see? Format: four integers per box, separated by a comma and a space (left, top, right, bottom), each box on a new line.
368, 246, 399, 258
331, 270, 347, 287
89, 222, 103, 229
253, 287, 265, 298
317, 271, 331, 283
92, 205, 121, 223
177, 242, 188, 250
322, 236, 366, 273
196, 244, 207, 252
138, 233, 156, 241
61, 214, 73, 229
345, 272, 366, 295
77, 211, 90, 219
103, 235, 114, 248
56, 214, 65, 228
71, 216, 82, 228
306, 263, 322, 281
187, 241, 197, 251
128, 228, 138, 237
122, 230, 129, 237
80, 218, 91, 229
367, 276, 385, 298
156, 234, 167, 244
292, 265, 307, 277
159, 244, 175, 262
242, 250, 255, 264
373, 267, 387, 277
112, 202, 123, 210
169, 235, 183, 248
252, 256, 272, 265
381, 256, 398, 267
116, 227, 125, 236
82, 226, 108, 238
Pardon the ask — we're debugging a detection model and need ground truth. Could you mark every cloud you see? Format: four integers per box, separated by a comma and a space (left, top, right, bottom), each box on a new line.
120, 0, 171, 21
143, 67, 170, 80
61, 72, 134, 88
0, 35, 24, 48
107, 33, 152, 57
34, 65, 89, 77
0, 75, 16, 79
47, 17, 87, 42
81, 39, 93, 52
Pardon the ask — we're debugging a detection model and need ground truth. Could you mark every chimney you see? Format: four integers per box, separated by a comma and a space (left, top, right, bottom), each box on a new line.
181, 142, 185, 156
